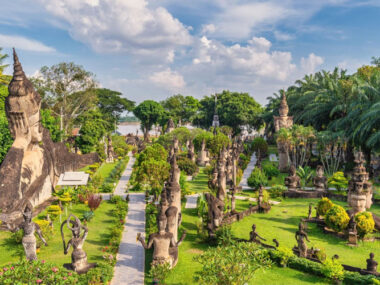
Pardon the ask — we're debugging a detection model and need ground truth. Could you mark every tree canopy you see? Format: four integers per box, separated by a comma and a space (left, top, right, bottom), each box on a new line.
160, 94, 199, 125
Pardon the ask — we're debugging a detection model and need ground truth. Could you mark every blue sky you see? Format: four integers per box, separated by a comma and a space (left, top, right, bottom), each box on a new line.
1, 0, 380, 105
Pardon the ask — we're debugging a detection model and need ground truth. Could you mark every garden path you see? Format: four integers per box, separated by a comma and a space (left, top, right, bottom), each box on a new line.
239, 153, 257, 190
111, 193, 146, 285
114, 152, 135, 195
185, 194, 199, 208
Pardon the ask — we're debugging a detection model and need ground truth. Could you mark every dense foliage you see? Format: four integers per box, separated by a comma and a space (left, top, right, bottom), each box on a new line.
354, 212, 375, 238
247, 168, 268, 190
160, 94, 199, 125
316, 197, 334, 216
325, 205, 349, 232
251, 137, 268, 158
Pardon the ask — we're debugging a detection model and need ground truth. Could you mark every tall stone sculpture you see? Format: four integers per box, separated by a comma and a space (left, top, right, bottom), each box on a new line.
7, 203, 48, 261
187, 140, 195, 163
61, 214, 96, 274
347, 152, 373, 214
0, 50, 99, 224
137, 212, 186, 268
273, 91, 293, 171
106, 135, 114, 163
285, 165, 301, 192
295, 222, 310, 258
217, 148, 227, 201
166, 118, 175, 133
197, 139, 208, 166
313, 165, 328, 192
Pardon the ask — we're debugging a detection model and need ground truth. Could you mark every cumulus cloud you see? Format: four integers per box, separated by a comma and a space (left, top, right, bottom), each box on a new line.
0, 34, 55, 52
38, 0, 192, 61
201, 24, 216, 34
300, 53, 324, 74
274, 31, 295, 41
149, 68, 186, 91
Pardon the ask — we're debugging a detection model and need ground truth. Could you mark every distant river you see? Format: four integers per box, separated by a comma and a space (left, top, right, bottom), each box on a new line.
117, 122, 160, 136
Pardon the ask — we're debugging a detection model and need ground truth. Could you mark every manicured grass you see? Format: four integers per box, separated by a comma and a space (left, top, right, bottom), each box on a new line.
187, 167, 209, 194
231, 198, 380, 269
96, 161, 119, 180
0, 201, 118, 267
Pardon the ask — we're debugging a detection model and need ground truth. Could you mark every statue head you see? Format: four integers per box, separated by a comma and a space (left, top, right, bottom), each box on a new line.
370, 253, 375, 259
251, 224, 256, 231
67, 215, 82, 238
22, 203, 33, 222
289, 165, 296, 176
350, 194, 367, 213
6, 49, 42, 144
316, 165, 324, 177
165, 206, 178, 233
157, 212, 167, 233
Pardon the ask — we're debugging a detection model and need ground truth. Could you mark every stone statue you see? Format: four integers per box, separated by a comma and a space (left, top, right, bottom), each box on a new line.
7, 203, 48, 261
285, 165, 301, 191
249, 224, 266, 244
307, 203, 313, 219
197, 139, 209, 166
205, 193, 224, 235
106, 135, 114, 163
217, 148, 227, 201
208, 167, 218, 191
166, 118, 175, 133
273, 91, 293, 171
187, 140, 195, 163
61, 214, 96, 274
0, 50, 99, 224
295, 222, 310, 258
347, 151, 373, 214
366, 253, 378, 273
137, 212, 186, 268
313, 165, 327, 192
347, 215, 358, 246
173, 137, 179, 153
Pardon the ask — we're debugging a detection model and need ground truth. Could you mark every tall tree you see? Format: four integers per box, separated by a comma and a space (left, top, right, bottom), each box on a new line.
96, 88, 135, 131
193, 90, 263, 134
34, 62, 97, 139
133, 100, 166, 141
160, 94, 199, 125
0, 48, 11, 86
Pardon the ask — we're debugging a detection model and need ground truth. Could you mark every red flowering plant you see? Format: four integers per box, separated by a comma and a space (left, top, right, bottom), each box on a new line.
0, 260, 78, 284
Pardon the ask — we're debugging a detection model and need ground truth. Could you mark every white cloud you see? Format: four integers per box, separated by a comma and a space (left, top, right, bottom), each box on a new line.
201, 24, 216, 34
149, 68, 186, 91
301, 53, 324, 74
274, 31, 295, 41
0, 34, 55, 52
38, 0, 192, 61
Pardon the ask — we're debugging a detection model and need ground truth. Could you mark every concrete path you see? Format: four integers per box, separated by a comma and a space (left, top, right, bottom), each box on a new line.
114, 152, 135, 195
239, 153, 257, 190
112, 193, 146, 285
185, 194, 200, 209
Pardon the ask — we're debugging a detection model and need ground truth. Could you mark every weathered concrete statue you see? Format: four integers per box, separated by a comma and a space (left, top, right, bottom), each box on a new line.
187, 140, 195, 163
7, 203, 48, 261
366, 253, 378, 273
249, 224, 266, 244
313, 165, 328, 192
273, 91, 293, 171
208, 167, 218, 191
217, 148, 227, 201
295, 222, 310, 258
0, 50, 99, 224
205, 193, 224, 235
197, 139, 209, 166
61, 214, 96, 274
137, 212, 186, 268
347, 152, 373, 214
166, 118, 175, 133
106, 135, 114, 163
285, 165, 301, 191
347, 214, 358, 246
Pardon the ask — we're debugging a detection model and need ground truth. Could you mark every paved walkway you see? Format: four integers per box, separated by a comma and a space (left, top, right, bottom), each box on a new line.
239, 153, 257, 190
185, 194, 199, 208
112, 193, 146, 285
114, 152, 135, 195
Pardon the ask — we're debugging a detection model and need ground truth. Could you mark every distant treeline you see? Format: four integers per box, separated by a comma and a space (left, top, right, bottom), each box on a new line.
119, 116, 140, 123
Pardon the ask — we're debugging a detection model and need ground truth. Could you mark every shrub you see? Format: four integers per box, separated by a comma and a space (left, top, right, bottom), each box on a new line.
325, 205, 349, 232
215, 225, 234, 246
0, 260, 78, 284
262, 162, 280, 178
110, 195, 123, 204
354, 212, 375, 238
148, 262, 171, 285
268, 184, 287, 198
321, 258, 344, 282
315, 248, 327, 262
247, 168, 268, 190
146, 203, 158, 237
87, 194, 102, 211
177, 156, 198, 175
78, 262, 114, 285
254, 188, 270, 203
270, 247, 293, 267
82, 211, 95, 222
328, 171, 348, 191
47, 205, 62, 221
251, 137, 268, 157
194, 242, 272, 285
316, 197, 333, 216
180, 172, 191, 198
34, 219, 53, 247
101, 183, 114, 193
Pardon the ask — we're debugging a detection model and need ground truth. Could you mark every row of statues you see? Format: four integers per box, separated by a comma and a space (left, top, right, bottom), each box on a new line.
284, 165, 327, 192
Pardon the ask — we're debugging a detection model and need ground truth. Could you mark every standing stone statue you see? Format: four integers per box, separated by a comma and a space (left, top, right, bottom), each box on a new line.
187, 140, 196, 163
197, 139, 208, 166
205, 193, 224, 235
249, 224, 266, 244
61, 214, 96, 274
313, 165, 328, 192
0, 50, 99, 224
307, 203, 313, 219
285, 165, 301, 192
366, 253, 378, 273
347, 215, 358, 246
347, 152, 373, 214
137, 212, 186, 268
208, 167, 218, 191
295, 222, 310, 258
7, 203, 48, 261
106, 135, 114, 163
217, 148, 227, 201
166, 118, 175, 134
273, 91, 293, 171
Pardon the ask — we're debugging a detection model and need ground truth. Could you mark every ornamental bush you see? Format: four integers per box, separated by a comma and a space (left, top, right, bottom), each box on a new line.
0, 260, 78, 284
262, 162, 280, 178
321, 259, 344, 282
354, 212, 375, 238
316, 197, 334, 216
325, 205, 349, 232
251, 137, 268, 157
247, 168, 268, 190
328, 171, 348, 192
177, 156, 198, 175
270, 247, 293, 267
268, 185, 287, 198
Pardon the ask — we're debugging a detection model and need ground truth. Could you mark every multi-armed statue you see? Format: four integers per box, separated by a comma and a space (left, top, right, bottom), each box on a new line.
0, 49, 99, 225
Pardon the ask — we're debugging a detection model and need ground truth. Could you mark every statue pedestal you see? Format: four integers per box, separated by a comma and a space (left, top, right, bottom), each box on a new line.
347, 232, 358, 247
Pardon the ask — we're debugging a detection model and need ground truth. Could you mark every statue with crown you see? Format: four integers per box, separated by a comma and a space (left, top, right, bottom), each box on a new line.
0, 49, 99, 226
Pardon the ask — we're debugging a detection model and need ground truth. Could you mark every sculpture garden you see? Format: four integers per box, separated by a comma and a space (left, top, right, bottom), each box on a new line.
0, 34, 380, 285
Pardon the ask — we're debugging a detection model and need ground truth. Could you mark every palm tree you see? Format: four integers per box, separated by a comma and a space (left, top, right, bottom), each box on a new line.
0, 48, 10, 85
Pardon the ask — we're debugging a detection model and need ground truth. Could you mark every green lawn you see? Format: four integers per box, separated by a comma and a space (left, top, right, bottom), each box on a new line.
188, 167, 209, 194
0, 201, 118, 267
96, 161, 119, 180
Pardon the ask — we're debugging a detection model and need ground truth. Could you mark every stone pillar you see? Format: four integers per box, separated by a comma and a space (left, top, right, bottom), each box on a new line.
217, 148, 227, 201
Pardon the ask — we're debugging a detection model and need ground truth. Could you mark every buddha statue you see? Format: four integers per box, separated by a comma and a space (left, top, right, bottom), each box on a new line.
0, 50, 99, 225
313, 165, 327, 192
366, 253, 378, 273
285, 165, 301, 191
